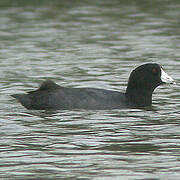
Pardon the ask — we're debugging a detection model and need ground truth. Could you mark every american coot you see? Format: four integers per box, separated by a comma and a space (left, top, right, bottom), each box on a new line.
11, 63, 175, 110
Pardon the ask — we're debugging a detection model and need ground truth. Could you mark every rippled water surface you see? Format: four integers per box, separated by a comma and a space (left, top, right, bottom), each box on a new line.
0, 0, 180, 179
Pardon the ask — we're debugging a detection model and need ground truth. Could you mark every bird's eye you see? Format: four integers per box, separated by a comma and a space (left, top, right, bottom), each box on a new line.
152, 68, 158, 75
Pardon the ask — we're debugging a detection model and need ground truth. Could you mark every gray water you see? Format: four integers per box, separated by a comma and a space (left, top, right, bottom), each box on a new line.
0, 0, 180, 179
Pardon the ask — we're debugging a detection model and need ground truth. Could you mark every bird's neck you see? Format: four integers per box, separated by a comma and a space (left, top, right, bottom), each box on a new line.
125, 86, 153, 107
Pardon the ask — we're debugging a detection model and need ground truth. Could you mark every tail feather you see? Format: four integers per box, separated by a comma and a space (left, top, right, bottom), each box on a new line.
11, 94, 32, 109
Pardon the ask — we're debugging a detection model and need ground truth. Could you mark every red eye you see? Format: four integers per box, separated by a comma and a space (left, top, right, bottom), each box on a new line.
152, 68, 157, 74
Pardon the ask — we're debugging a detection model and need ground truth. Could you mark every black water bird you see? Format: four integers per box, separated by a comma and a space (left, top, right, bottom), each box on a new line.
11, 63, 175, 110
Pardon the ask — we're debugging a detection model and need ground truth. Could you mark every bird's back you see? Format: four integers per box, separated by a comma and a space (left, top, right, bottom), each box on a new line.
12, 80, 127, 110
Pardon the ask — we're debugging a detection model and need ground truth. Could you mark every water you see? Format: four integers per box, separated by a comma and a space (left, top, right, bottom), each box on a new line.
0, 0, 180, 179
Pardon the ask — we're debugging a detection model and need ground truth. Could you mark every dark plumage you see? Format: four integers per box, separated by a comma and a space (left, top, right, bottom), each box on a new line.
11, 63, 174, 110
